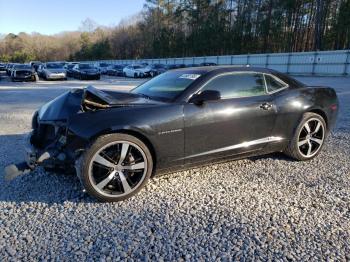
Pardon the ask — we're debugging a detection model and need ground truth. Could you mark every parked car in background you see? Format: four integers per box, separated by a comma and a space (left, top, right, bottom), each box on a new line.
37, 64, 45, 78
186, 64, 199, 68
41, 62, 67, 80
166, 64, 178, 70
147, 64, 167, 77
6, 63, 19, 76
177, 64, 187, 69
72, 63, 100, 80
123, 65, 151, 78
11, 64, 38, 82
5, 64, 12, 75
98, 63, 111, 74
65, 63, 79, 77
0, 63, 6, 71
55, 61, 67, 67
106, 64, 125, 76
200, 62, 217, 66
29, 61, 42, 72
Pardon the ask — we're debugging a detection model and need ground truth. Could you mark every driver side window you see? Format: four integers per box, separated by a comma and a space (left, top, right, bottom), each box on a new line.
201, 73, 266, 99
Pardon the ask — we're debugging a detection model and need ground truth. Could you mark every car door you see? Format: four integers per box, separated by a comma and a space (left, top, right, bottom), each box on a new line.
183, 72, 278, 164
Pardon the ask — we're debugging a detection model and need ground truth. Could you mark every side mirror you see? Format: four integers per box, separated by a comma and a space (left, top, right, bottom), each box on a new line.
189, 90, 221, 105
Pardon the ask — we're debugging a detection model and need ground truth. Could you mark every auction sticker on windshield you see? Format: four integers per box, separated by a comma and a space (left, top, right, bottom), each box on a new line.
179, 74, 201, 80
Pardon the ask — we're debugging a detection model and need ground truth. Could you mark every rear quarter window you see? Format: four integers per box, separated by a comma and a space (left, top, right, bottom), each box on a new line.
264, 74, 288, 92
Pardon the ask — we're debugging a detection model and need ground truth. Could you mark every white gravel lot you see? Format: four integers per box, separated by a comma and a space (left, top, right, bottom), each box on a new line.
0, 73, 349, 260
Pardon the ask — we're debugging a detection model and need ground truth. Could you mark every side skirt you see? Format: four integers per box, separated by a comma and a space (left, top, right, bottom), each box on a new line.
154, 147, 282, 177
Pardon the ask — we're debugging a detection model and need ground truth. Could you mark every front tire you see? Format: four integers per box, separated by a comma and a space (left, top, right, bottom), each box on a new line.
284, 112, 327, 161
78, 133, 153, 202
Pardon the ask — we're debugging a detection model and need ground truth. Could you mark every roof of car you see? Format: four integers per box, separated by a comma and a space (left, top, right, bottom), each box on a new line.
172, 65, 275, 74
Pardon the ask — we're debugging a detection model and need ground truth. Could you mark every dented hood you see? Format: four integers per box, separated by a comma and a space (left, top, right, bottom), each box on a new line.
37, 86, 161, 121
38, 89, 83, 121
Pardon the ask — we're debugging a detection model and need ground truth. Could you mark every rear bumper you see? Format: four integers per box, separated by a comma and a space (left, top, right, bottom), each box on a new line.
327, 102, 339, 131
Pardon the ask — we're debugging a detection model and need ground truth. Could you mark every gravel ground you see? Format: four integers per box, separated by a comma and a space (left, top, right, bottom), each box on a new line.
0, 74, 349, 260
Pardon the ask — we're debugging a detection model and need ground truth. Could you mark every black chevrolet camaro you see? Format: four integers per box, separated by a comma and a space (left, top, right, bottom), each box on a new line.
5, 66, 338, 202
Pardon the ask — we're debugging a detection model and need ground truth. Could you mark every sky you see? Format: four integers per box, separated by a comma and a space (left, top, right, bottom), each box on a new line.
0, 0, 145, 35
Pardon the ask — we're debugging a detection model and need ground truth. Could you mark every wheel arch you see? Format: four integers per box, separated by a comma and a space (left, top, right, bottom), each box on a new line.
306, 108, 328, 129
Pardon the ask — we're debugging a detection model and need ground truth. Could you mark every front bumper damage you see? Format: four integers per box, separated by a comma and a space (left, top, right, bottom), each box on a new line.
4, 87, 112, 180
4, 86, 155, 181
4, 134, 51, 180
4, 123, 71, 180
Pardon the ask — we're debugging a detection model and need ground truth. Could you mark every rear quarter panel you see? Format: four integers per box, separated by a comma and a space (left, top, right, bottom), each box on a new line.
272, 86, 338, 144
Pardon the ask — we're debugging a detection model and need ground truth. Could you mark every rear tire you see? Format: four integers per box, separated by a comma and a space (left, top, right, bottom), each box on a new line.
284, 112, 327, 161
78, 133, 153, 202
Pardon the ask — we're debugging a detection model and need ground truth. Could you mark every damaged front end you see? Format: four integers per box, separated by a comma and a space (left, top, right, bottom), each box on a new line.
5, 122, 69, 180
5, 86, 118, 180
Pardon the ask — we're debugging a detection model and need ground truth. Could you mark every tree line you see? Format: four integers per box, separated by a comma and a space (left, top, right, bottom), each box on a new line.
1, 0, 349, 63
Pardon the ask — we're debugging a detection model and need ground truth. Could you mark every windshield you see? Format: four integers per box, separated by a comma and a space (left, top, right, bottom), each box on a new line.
80, 64, 94, 69
46, 63, 63, 69
131, 71, 202, 101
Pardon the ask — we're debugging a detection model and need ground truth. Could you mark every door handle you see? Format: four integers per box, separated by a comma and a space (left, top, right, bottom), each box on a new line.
260, 102, 273, 110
